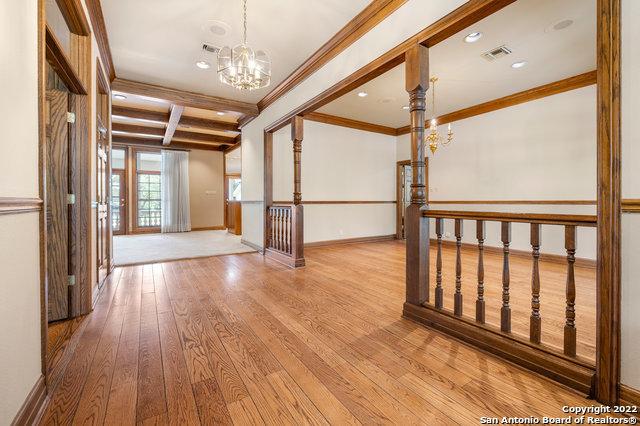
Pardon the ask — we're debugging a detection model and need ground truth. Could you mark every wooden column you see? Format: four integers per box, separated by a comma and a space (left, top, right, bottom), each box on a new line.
403, 44, 429, 306
263, 131, 273, 250
291, 116, 305, 267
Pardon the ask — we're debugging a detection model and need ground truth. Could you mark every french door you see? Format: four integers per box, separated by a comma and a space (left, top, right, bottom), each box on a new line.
111, 169, 126, 235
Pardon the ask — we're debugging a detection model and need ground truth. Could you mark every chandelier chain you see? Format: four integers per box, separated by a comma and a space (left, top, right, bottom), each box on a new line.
243, 0, 247, 44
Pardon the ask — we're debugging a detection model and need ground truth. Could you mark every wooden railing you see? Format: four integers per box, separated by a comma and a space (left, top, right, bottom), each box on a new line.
265, 204, 305, 267
403, 209, 598, 394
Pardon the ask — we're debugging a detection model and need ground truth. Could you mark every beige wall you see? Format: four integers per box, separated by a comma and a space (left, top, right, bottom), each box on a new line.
0, 0, 43, 422
189, 149, 224, 229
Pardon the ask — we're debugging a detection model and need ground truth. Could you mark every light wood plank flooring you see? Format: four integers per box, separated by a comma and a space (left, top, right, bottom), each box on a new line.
40, 240, 597, 425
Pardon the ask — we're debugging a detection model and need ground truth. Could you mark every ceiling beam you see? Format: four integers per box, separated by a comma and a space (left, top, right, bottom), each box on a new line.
112, 78, 259, 116
112, 105, 240, 132
304, 112, 397, 136
113, 122, 237, 145
257, 0, 408, 112
163, 105, 184, 145
261, 0, 516, 133
113, 135, 228, 152
395, 70, 597, 135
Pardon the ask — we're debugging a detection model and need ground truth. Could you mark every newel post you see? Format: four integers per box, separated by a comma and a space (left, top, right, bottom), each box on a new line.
404, 44, 430, 306
291, 116, 305, 267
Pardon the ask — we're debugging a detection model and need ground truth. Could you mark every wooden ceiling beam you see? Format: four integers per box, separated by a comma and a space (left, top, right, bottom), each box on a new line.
112, 105, 240, 132
395, 70, 597, 135
257, 0, 408, 112
113, 135, 228, 152
112, 78, 259, 116
163, 105, 184, 145
304, 112, 397, 136
113, 122, 237, 145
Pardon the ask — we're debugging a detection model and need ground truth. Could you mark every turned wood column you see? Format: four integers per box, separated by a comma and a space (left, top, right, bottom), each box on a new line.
403, 44, 430, 306
292, 116, 303, 205
291, 116, 305, 266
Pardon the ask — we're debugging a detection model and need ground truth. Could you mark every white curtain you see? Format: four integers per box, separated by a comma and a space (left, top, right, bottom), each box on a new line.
161, 150, 191, 233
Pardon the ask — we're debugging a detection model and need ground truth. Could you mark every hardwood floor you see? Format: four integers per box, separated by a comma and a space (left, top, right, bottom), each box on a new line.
40, 240, 598, 425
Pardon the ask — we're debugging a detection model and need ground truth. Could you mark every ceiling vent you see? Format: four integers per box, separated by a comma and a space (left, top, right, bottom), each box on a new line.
202, 43, 220, 54
481, 45, 512, 61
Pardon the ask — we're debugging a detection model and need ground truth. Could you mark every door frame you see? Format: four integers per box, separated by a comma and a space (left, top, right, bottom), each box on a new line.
38, 0, 94, 387
111, 168, 127, 236
131, 146, 162, 234
96, 60, 112, 286
224, 173, 241, 229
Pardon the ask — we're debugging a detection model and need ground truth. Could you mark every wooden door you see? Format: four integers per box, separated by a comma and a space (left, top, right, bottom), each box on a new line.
96, 119, 109, 287
46, 89, 70, 322
111, 169, 126, 235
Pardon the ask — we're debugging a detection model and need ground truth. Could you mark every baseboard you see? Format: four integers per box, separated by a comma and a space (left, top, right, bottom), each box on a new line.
430, 239, 596, 268
11, 375, 47, 426
305, 234, 397, 248
241, 239, 264, 253
192, 225, 225, 231
620, 384, 640, 415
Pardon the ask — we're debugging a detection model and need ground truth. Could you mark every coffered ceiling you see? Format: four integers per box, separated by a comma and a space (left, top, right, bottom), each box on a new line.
101, 0, 371, 103
318, 0, 596, 128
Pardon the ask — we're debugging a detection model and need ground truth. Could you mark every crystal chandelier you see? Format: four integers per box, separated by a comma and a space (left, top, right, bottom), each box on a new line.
217, 0, 271, 91
426, 77, 453, 154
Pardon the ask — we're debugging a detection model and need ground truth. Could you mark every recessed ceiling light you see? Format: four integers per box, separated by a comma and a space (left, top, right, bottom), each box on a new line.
402, 105, 410, 110
210, 24, 227, 36
511, 60, 527, 69
553, 19, 574, 31
357, 91, 368, 98
113, 94, 127, 100
196, 60, 211, 69
216, 112, 225, 116
464, 32, 482, 43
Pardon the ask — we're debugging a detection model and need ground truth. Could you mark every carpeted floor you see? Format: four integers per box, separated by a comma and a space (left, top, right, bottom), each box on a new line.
113, 230, 255, 266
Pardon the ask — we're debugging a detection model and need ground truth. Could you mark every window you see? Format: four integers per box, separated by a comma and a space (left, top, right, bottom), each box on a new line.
228, 177, 241, 201
135, 151, 161, 228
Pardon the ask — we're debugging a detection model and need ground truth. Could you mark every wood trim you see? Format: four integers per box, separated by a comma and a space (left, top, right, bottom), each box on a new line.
619, 385, 640, 411
241, 200, 263, 204
112, 105, 168, 122
622, 199, 640, 213
263, 0, 516, 133
305, 234, 396, 248
131, 147, 161, 234
396, 71, 597, 135
256, 0, 408, 113
55, 0, 90, 35
263, 131, 273, 249
192, 225, 225, 231
304, 112, 397, 135
112, 78, 259, 116
273, 200, 396, 205
265, 248, 306, 268
84, 0, 116, 81
241, 238, 264, 253
112, 106, 241, 133
112, 135, 226, 152
431, 239, 596, 269
45, 25, 87, 95
0, 197, 43, 215
595, 0, 621, 405
112, 122, 237, 145
428, 199, 597, 205
403, 303, 595, 395
10, 375, 47, 426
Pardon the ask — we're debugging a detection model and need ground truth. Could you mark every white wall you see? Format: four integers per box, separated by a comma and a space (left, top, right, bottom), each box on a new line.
241, 0, 466, 248
272, 121, 396, 243
0, 0, 43, 422
397, 86, 597, 259
189, 149, 224, 229
621, 0, 640, 391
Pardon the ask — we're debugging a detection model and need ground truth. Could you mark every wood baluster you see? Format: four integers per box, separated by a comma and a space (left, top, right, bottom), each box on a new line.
287, 209, 292, 254
284, 209, 289, 253
269, 208, 274, 249
564, 225, 577, 357
435, 218, 444, 309
500, 222, 512, 333
454, 219, 463, 317
530, 223, 542, 344
476, 220, 486, 324
277, 209, 282, 251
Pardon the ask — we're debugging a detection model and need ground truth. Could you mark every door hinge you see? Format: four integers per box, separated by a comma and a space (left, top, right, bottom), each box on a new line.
67, 275, 76, 286
67, 194, 76, 205
67, 112, 76, 124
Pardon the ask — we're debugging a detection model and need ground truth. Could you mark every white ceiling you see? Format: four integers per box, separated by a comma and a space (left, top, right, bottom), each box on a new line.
102, 0, 370, 103
318, 0, 596, 128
